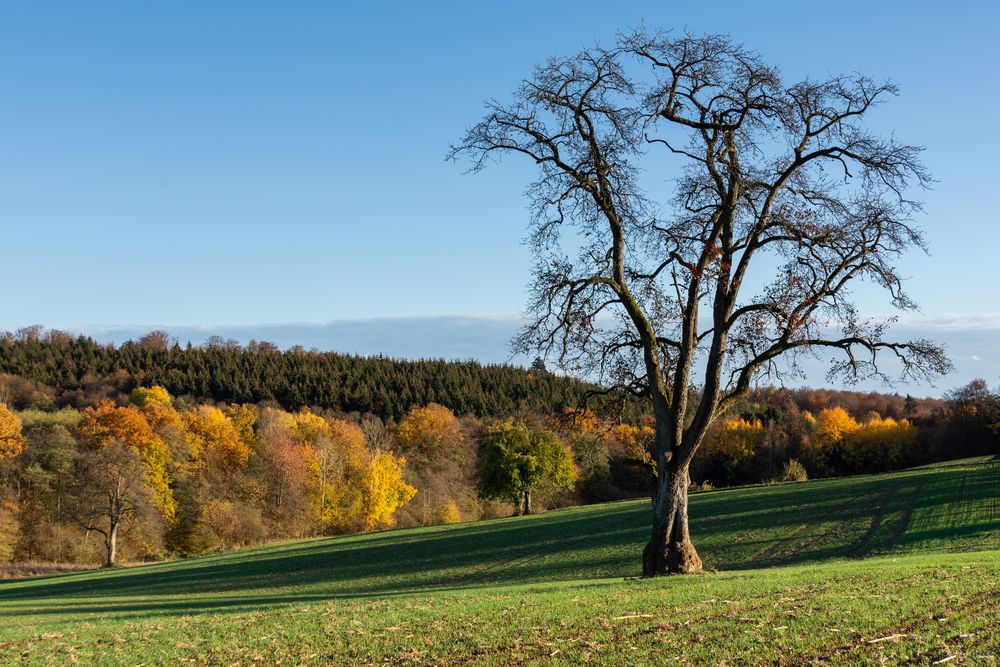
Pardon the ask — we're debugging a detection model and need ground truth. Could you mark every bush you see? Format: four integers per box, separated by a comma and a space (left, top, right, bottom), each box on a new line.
778, 459, 808, 483
190, 500, 268, 552
437, 501, 461, 524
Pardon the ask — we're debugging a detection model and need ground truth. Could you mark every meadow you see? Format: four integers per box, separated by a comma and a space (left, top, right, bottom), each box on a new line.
0, 456, 997, 665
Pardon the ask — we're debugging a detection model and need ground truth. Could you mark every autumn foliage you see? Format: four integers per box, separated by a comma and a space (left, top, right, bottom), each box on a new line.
1, 376, 997, 565
395, 403, 463, 461
182, 406, 252, 470
75, 400, 176, 522
361, 451, 417, 530
0, 404, 25, 461
804, 408, 918, 475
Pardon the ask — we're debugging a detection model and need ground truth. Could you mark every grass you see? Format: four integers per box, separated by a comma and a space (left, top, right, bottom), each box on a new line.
0, 456, 997, 665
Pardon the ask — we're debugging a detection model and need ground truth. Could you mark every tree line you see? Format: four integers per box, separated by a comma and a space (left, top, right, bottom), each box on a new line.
1, 378, 996, 568
0, 327, 639, 420
0, 386, 584, 567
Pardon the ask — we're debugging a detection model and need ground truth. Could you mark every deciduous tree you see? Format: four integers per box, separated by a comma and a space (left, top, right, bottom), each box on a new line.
70, 441, 160, 567
182, 406, 251, 471
128, 385, 173, 408
313, 418, 369, 531
76, 401, 175, 521
360, 450, 416, 531
0, 403, 25, 460
395, 403, 463, 463
478, 422, 576, 515
452, 30, 949, 574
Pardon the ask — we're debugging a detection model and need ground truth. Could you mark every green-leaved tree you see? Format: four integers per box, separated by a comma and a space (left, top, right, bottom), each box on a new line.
478, 422, 576, 515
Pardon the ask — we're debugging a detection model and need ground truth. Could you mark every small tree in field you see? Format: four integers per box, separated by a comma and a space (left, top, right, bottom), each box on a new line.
452, 30, 949, 575
479, 422, 576, 515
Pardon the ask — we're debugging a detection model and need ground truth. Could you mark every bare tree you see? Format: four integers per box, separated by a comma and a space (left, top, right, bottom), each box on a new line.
451, 31, 950, 575
70, 442, 158, 567
360, 414, 393, 452
137, 330, 172, 351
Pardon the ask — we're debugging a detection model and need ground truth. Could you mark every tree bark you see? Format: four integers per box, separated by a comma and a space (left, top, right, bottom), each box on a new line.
522, 491, 532, 515
105, 520, 118, 568
642, 462, 702, 576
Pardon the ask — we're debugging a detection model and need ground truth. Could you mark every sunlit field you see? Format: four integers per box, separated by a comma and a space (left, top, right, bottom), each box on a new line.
1, 456, 997, 665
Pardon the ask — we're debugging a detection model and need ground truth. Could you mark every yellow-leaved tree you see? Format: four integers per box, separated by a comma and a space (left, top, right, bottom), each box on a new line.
845, 415, 918, 472
606, 422, 655, 463
361, 450, 416, 531
225, 404, 258, 454
313, 417, 369, 530
813, 407, 859, 446
0, 403, 26, 461
182, 406, 251, 471
128, 385, 173, 408
807, 407, 860, 475
130, 386, 183, 436
715, 418, 764, 468
290, 409, 330, 445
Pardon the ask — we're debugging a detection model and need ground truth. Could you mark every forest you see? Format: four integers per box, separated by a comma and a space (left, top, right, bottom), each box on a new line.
0, 328, 997, 568
0, 327, 625, 420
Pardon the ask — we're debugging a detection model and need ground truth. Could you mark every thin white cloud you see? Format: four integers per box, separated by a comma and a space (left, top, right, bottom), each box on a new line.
892, 313, 1000, 331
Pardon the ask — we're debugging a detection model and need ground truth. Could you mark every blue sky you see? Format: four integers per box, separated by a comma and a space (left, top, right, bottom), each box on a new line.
2, 2, 998, 393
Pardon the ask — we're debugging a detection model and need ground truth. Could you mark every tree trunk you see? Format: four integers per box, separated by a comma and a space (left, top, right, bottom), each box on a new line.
105, 521, 118, 568
522, 491, 531, 516
642, 462, 702, 576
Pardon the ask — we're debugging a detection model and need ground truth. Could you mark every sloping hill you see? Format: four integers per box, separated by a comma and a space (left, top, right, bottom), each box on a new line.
1, 456, 998, 665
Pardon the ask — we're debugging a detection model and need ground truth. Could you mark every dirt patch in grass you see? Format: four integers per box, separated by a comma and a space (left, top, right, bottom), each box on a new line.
0, 562, 98, 580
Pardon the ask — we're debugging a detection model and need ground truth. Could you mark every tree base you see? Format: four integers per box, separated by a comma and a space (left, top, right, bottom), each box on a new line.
667, 540, 702, 574
642, 539, 703, 576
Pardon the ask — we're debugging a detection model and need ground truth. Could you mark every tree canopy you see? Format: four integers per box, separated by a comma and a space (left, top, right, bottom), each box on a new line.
478, 422, 576, 515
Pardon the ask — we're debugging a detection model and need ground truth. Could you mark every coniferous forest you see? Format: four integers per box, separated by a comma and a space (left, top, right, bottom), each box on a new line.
0, 328, 620, 420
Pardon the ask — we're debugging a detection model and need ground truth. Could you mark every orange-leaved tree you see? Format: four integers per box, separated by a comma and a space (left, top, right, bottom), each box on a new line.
76, 400, 175, 521
394, 403, 463, 463
74, 401, 176, 565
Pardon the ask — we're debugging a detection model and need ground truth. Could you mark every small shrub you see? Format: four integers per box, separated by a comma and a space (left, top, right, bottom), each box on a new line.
437, 501, 461, 524
779, 459, 808, 483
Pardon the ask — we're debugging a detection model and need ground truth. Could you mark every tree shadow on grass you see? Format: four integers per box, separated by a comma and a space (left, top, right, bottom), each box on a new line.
2, 462, 994, 624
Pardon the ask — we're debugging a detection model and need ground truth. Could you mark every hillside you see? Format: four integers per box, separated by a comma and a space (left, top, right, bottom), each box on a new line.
0, 456, 997, 664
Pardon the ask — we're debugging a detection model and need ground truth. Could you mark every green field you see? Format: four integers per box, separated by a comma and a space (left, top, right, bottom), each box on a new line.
1, 456, 998, 665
